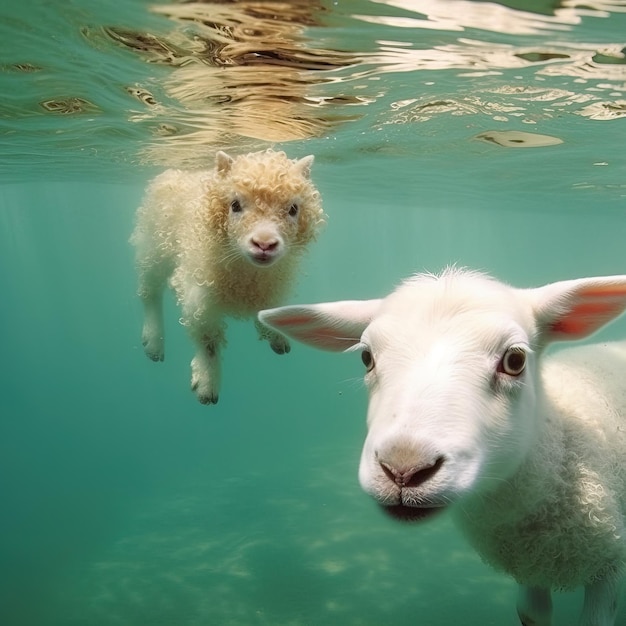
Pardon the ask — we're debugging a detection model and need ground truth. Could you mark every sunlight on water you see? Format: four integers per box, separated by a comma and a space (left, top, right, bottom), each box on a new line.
1, 0, 625, 176
1, 1, 626, 625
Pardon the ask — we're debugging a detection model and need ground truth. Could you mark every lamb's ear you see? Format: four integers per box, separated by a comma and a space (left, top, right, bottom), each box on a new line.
216, 151, 235, 175
258, 299, 382, 352
295, 155, 314, 179
531, 275, 626, 344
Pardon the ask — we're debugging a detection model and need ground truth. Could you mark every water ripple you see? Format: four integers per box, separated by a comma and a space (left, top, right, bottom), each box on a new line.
0, 0, 625, 179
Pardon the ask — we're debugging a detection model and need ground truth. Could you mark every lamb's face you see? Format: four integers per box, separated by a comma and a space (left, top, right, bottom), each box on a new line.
225, 192, 301, 267
214, 151, 321, 269
259, 268, 626, 526
356, 277, 541, 522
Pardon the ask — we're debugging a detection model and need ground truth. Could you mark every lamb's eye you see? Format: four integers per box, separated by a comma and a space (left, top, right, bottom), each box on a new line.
499, 346, 526, 376
361, 349, 374, 372
230, 199, 242, 213
288, 203, 299, 217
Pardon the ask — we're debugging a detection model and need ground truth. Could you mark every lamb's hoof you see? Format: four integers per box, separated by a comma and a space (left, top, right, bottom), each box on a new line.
198, 393, 219, 405
146, 350, 164, 362
142, 337, 164, 362
191, 379, 219, 405
270, 339, 291, 355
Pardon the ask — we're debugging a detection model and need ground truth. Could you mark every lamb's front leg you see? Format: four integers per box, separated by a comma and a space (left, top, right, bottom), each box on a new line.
189, 323, 226, 405
140, 288, 165, 362
579, 574, 621, 626
255, 318, 290, 355
517, 585, 552, 626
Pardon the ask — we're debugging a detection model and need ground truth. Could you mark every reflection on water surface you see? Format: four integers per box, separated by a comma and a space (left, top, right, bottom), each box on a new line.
0, 0, 624, 177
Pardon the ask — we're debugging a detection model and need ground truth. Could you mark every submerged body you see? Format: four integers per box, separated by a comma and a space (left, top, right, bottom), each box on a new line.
259, 268, 626, 625
131, 149, 325, 404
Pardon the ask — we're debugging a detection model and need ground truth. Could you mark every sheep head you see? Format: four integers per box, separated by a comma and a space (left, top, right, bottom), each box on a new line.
259, 268, 626, 521
206, 149, 324, 268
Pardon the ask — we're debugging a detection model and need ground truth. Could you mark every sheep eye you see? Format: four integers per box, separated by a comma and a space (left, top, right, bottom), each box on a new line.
230, 199, 242, 213
361, 349, 374, 372
288, 203, 299, 217
499, 346, 526, 376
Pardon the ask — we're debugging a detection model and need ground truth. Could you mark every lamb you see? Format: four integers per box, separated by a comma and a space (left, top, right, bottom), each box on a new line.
130, 149, 325, 404
258, 267, 626, 625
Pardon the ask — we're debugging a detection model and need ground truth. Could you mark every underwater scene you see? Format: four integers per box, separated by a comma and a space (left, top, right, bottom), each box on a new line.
2, 0, 626, 624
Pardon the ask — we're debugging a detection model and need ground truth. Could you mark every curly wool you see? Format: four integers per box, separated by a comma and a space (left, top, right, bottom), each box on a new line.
457, 347, 626, 591
202, 150, 324, 249
132, 149, 325, 324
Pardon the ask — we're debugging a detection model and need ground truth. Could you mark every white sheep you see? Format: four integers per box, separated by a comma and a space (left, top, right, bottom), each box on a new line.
130, 149, 325, 404
259, 267, 626, 625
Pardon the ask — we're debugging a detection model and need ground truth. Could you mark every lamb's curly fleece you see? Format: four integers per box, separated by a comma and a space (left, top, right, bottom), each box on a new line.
458, 342, 626, 592
130, 149, 325, 404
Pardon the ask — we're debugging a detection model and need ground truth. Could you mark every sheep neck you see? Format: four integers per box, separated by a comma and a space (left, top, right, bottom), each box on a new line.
210, 254, 300, 318
454, 376, 625, 590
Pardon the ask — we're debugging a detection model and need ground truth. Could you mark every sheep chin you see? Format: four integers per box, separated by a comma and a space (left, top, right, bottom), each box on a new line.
381, 504, 446, 523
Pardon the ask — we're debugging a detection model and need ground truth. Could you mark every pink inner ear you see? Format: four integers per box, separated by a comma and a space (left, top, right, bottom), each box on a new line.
269, 314, 316, 328
550, 301, 626, 336
549, 284, 626, 338
288, 326, 359, 350
582, 285, 626, 297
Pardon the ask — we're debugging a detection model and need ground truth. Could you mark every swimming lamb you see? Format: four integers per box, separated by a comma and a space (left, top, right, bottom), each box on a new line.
259, 268, 626, 625
131, 149, 325, 404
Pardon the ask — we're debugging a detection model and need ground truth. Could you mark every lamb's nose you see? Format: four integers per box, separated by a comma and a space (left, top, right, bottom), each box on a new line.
379, 456, 445, 488
252, 238, 278, 252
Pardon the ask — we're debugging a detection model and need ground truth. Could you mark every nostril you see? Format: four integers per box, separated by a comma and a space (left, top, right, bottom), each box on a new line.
407, 455, 445, 487
380, 456, 445, 488
380, 461, 398, 484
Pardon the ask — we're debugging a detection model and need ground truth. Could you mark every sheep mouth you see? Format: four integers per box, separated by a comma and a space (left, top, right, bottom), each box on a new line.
249, 252, 279, 266
381, 504, 445, 523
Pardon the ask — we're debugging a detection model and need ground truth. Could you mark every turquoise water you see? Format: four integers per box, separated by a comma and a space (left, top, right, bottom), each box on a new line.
1, 1, 626, 624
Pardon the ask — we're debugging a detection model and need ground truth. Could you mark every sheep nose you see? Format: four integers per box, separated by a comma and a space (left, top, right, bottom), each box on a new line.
252, 238, 279, 252
379, 456, 445, 488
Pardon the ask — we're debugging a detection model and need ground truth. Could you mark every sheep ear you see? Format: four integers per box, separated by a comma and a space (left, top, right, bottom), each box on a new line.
532, 275, 626, 344
295, 155, 314, 179
216, 151, 234, 175
258, 299, 382, 352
